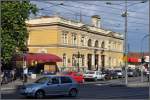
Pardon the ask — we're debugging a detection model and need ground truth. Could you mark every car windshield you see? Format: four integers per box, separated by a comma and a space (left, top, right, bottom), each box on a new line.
35, 77, 49, 84
86, 71, 95, 74
128, 69, 133, 72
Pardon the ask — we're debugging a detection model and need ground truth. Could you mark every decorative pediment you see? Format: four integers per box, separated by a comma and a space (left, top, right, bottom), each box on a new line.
80, 25, 90, 31
107, 32, 115, 37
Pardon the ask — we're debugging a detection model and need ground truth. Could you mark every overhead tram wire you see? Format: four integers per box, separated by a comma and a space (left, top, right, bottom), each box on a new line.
39, 9, 79, 20
41, 9, 148, 31
68, 1, 148, 18
52, 2, 147, 21
37, 1, 148, 26
39, 3, 148, 25
38, 1, 148, 21
71, 1, 148, 15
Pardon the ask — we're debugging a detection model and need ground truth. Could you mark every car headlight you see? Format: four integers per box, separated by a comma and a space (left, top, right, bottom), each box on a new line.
26, 88, 35, 92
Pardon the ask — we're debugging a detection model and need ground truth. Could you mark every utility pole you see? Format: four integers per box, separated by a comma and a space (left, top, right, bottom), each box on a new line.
124, 0, 128, 85
148, 0, 150, 99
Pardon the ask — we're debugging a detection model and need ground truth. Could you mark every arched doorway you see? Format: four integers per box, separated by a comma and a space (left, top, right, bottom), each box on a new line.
87, 54, 92, 70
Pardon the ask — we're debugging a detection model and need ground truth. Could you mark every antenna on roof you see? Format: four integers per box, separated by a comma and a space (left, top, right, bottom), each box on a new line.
80, 10, 82, 22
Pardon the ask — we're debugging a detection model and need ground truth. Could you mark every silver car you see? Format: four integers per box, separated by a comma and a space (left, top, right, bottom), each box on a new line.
19, 75, 79, 98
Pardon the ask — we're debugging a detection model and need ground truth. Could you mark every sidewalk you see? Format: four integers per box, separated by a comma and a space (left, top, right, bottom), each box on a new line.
127, 81, 149, 87
1, 75, 41, 91
102, 77, 149, 87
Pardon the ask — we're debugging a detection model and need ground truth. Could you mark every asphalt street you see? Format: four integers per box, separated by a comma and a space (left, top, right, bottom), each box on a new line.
1, 77, 149, 99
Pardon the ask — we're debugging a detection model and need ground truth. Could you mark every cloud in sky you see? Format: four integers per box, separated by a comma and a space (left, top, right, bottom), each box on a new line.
31, 0, 149, 52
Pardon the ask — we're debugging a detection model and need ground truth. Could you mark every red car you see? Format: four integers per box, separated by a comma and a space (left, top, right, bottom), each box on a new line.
61, 71, 84, 83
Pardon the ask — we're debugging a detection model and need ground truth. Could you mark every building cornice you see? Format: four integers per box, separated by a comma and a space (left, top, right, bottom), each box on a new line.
27, 22, 123, 40
26, 16, 123, 40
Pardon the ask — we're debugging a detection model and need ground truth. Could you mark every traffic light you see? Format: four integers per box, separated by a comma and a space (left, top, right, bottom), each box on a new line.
141, 57, 145, 64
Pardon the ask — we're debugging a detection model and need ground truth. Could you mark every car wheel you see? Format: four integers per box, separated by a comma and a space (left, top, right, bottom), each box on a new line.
35, 90, 45, 99
94, 77, 97, 81
69, 89, 78, 97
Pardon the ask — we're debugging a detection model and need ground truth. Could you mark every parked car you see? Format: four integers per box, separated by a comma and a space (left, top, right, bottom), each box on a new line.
127, 69, 137, 77
43, 71, 56, 75
104, 70, 118, 80
19, 75, 79, 99
83, 70, 105, 81
60, 71, 84, 83
114, 70, 123, 78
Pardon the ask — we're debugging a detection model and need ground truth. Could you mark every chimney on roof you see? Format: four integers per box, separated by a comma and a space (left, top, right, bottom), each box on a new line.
91, 15, 101, 28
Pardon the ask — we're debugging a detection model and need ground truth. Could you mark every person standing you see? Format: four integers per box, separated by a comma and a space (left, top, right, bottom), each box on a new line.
23, 68, 28, 83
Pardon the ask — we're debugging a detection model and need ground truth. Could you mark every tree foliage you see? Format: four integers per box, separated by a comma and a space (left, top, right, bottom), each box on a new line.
1, 1, 37, 68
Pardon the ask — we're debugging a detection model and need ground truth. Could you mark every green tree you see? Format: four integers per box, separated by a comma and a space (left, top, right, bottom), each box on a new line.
1, 1, 38, 68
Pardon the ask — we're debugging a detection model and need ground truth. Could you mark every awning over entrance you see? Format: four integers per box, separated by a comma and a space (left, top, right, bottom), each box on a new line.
14, 53, 62, 63
128, 57, 139, 63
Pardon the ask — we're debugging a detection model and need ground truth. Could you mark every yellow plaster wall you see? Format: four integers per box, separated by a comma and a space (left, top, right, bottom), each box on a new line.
29, 27, 58, 45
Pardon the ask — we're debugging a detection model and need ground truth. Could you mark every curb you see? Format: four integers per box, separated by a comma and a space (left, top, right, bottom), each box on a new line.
1, 87, 16, 91
127, 83, 149, 87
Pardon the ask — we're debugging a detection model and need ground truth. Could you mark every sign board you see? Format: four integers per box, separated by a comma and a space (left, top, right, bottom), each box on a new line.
145, 56, 149, 62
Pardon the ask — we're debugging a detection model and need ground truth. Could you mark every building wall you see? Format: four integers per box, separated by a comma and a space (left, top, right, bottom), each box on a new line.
28, 26, 58, 45
27, 17, 123, 71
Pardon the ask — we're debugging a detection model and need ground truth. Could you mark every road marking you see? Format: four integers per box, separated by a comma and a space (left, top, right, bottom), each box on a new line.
95, 84, 103, 86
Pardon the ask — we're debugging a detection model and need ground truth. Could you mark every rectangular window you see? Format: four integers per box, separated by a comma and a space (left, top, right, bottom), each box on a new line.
61, 31, 68, 44
72, 33, 77, 46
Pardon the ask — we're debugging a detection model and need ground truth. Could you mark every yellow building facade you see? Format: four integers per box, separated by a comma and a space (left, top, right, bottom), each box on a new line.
26, 15, 124, 72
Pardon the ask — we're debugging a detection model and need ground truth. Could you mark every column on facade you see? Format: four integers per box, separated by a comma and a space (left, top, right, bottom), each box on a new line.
105, 55, 109, 69
84, 54, 87, 70
98, 52, 101, 70
92, 54, 95, 70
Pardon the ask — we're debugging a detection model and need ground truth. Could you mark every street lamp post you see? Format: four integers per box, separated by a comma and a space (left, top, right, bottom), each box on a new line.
124, 0, 128, 85
77, 51, 80, 72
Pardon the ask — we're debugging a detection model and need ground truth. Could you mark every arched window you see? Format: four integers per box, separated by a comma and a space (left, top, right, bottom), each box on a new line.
95, 40, 99, 47
101, 41, 105, 48
88, 39, 92, 47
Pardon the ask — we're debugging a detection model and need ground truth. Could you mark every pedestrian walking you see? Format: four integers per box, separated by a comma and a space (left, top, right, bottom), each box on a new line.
147, 72, 149, 82
1, 71, 4, 85
11, 69, 16, 81
23, 68, 28, 83
1, 70, 8, 84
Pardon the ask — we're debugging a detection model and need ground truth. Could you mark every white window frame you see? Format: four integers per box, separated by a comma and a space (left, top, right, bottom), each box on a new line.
61, 31, 68, 44
72, 33, 77, 46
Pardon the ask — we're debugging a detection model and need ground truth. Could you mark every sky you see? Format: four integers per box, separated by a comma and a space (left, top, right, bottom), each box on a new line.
30, 0, 149, 52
